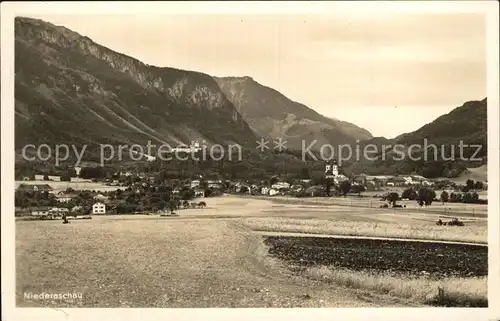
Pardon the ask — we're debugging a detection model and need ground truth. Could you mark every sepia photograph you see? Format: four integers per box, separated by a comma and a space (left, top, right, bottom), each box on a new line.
1, 1, 499, 320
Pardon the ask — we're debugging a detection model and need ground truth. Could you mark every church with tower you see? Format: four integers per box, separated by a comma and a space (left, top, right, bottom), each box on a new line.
325, 160, 339, 179
324, 159, 348, 184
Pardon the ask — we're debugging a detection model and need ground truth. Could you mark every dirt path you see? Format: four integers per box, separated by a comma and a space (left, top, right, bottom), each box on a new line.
16, 218, 421, 307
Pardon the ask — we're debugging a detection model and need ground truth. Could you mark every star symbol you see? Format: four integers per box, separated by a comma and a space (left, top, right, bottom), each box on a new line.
256, 138, 269, 152
273, 137, 287, 152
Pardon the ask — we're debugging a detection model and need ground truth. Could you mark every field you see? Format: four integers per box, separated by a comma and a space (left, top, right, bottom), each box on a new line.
16, 195, 488, 307
256, 194, 488, 217
15, 180, 122, 193
436, 165, 488, 185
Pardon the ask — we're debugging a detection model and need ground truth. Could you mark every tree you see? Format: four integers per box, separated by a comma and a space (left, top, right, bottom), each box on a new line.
43, 174, 49, 181
168, 200, 178, 214
299, 167, 310, 179
386, 192, 399, 207
200, 179, 208, 190
60, 175, 71, 182
462, 192, 473, 203
474, 181, 484, 190
440, 191, 449, 204
351, 184, 366, 196
338, 181, 351, 197
450, 192, 462, 203
180, 189, 194, 200
471, 192, 479, 203
466, 179, 475, 191
418, 187, 436, 206
402, 188, 417, 200
324, 178, 333, 197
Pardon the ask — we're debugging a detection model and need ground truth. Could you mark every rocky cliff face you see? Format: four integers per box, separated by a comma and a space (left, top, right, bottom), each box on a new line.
15, 17, 255, 152
214, 76, 373, 150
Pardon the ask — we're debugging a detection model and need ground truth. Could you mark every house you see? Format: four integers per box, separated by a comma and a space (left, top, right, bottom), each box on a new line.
55, 192, 78, 203
422, 180, 433, 187
271, 182, 290, 190
31, 206, 51, 216
194, 189, 205, 197
268, 188, 279, 196
17, 184, 53, 192
191, 180, 201, 188
93, 194, 109, 202
364, 181, 377, 191
389, 176, 408, 186
335, 174, 349, 183
49, 207, 69, 216
71, 206, 83, 213
92, 202, 106, 215
261, 187, 270, 195
411, 175, 427, 183
353, 174, 367, 185
366, 176, 391, 186
207, 181, 223, 189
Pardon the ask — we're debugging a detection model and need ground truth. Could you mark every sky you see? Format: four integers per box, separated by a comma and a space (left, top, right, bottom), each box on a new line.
28, 13, 486, 138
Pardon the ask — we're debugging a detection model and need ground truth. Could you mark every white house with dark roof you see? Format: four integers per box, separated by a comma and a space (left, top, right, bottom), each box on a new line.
92, 202, 106, 215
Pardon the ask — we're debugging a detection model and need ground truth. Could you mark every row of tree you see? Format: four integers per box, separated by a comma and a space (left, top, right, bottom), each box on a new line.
400, 187, 486, 205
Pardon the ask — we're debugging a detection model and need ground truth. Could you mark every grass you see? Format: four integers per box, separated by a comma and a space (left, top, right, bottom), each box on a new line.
242, 217, 487, 244
254, 195, 488, 217
18, 217, 423, 308
304, 266, 487, 307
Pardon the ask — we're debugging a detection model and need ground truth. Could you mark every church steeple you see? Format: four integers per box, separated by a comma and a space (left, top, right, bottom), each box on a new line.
325, 159, 339, 178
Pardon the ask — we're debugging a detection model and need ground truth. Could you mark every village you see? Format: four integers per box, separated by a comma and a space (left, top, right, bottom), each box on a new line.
14, 159, 487, 220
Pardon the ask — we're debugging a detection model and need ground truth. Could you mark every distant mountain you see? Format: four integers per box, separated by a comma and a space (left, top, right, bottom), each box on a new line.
343, 99, 487, 178
15, 17, 256, 154
394, 98, 487, 148
213, 76, 373, 150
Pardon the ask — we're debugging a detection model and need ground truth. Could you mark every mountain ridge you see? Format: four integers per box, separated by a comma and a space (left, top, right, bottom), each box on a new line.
15, 17, 255, 152
214, 76, 373, 150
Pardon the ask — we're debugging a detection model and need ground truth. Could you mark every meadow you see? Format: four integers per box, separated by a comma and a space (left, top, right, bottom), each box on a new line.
15, 195, 488, 307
